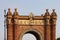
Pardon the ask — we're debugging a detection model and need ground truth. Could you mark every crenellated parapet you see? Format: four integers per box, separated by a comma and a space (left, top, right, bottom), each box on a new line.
5, 8, 57, 25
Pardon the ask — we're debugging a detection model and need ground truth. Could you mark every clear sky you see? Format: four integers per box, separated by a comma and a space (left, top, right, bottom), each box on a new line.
0, 0, 60, 40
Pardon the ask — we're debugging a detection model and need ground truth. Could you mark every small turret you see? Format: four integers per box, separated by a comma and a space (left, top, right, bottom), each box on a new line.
45, 9, 50, 16
7, 8, 12, 18
13, 8, 19, 19
51, 9, 57, 25
44, 9, 50, 25
7, 8, 12, 25
13, 8, 19, 16
51, 9, 57, 40
51, 9, 57, 19
6, 9, 13, 40
7, 8, 12, 16
44, 9, 50, 19
12, 8, 19, 24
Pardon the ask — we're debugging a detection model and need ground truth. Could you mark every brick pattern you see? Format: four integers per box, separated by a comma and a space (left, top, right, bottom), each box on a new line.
12, 25, 44, 40
6, 9, 57, 40
44, 25, 51, 40
51, 25, 56, 40
7, 24, 13, 40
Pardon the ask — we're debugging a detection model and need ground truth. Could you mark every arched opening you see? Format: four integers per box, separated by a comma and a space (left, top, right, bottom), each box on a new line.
22, 31, 40, 40
22, 33, 37, 40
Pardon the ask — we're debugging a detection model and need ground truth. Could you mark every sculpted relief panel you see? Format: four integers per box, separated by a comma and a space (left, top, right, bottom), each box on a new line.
17, 20, 44, 25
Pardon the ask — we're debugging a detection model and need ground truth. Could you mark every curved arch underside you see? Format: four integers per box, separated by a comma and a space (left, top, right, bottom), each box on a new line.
24, 31, 41, 40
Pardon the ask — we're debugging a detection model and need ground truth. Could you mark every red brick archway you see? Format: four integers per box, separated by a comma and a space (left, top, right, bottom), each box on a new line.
6, 9, 57, 40
19, 29, 43, 40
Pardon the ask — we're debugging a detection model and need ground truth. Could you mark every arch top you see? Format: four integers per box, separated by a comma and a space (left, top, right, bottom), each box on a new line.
19, 28, 43, 40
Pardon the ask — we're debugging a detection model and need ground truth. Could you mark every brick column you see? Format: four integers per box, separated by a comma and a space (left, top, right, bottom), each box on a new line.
51, 18, 57, 40
13, 24, 18, 40
7, 24, 13, 40
44, 18, 51, 40
44, 25, 51, 40
13, 18, 18, 40
51, 25, 56, 40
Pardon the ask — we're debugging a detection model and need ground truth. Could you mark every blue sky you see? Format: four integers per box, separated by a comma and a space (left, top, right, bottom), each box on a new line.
0, 0, 60, 40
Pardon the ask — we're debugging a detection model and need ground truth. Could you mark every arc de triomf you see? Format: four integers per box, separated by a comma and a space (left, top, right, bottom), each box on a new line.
5, 8, 57, 40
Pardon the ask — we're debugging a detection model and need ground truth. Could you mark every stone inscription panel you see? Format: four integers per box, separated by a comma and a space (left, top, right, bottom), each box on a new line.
17, 20, 44, 25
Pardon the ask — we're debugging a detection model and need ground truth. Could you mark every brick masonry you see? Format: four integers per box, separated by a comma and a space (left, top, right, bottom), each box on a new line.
6, 8, 57, 40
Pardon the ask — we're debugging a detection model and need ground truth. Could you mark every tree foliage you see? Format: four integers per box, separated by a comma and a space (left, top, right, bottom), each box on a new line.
57, 38, 60, 40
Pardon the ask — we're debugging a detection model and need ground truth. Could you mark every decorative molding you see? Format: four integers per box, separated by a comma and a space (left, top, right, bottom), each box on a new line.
17, 20, 44, 25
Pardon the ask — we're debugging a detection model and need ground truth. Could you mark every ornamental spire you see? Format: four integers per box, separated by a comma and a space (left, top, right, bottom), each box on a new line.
13, 8, 19, 16
7, 8, 12, 15
45, 9, 50, 16
51, 9, 57, 16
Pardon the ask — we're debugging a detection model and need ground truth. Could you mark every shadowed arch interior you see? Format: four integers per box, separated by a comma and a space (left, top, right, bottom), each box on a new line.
24, 31, 41, 40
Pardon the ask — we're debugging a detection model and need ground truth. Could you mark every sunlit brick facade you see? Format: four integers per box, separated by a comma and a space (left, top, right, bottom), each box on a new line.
5, 8, 57, 40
